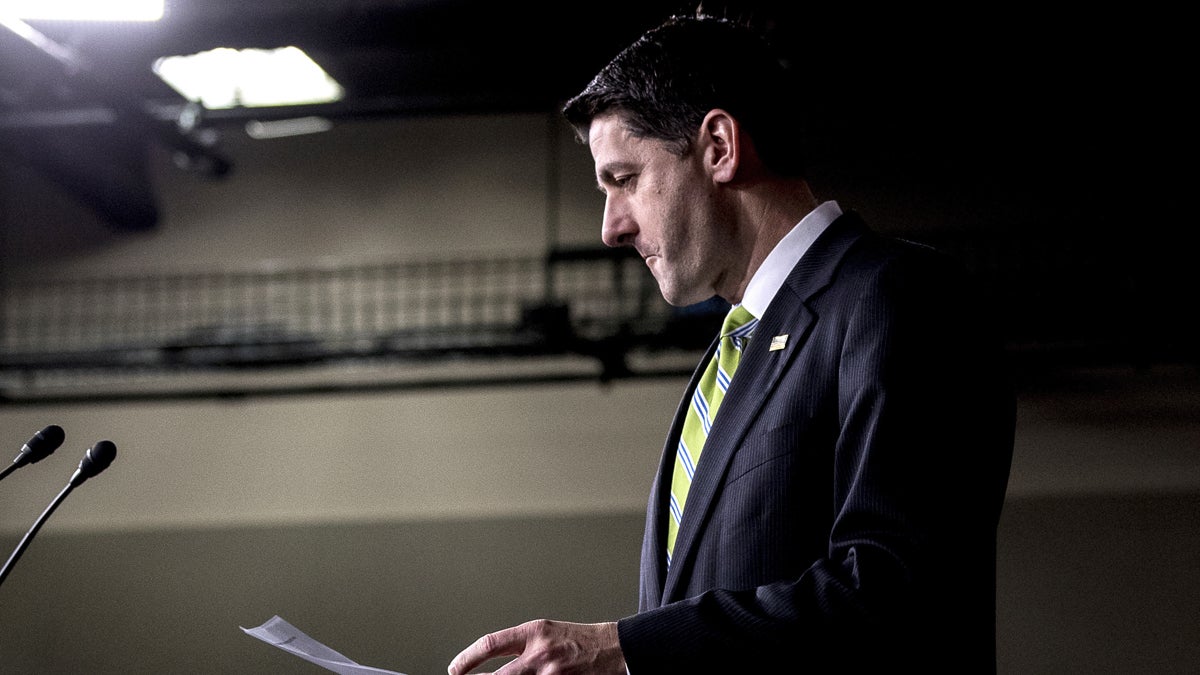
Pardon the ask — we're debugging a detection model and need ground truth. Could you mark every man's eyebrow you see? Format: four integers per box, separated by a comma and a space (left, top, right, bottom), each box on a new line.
595, 162, 635, 189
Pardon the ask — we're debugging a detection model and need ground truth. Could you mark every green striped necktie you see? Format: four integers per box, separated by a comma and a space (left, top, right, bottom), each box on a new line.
666, 304, 757, 564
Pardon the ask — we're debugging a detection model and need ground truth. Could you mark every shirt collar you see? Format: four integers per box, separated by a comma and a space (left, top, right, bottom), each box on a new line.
739, 200, 842, 319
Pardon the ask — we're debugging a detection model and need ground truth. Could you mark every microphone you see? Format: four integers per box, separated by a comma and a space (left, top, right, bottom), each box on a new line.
0, 425, 66, 482
69, 439, 117, 488
0, 440, 118, 589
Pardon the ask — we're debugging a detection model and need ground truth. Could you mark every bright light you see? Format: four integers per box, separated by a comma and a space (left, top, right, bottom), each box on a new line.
245, 117, 334, 139
0, 0, 164, 21
152, 47, 345, 109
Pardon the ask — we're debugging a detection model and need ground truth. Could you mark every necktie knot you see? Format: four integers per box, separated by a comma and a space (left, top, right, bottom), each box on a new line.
721, 305, 757, 339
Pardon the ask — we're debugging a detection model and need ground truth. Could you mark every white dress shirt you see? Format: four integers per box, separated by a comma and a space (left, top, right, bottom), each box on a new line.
738, 200, 842, 320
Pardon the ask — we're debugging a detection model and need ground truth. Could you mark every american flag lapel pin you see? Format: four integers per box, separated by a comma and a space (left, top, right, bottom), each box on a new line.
769, 334, 788, 351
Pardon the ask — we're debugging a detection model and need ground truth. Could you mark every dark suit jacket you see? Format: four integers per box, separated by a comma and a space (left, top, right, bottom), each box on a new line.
617, 212, 1016, 672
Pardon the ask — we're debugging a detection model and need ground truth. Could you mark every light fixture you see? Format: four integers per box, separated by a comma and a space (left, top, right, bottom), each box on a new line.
0, 0, 164, 21
152, 46, 344, 110
245, 117, 334, 139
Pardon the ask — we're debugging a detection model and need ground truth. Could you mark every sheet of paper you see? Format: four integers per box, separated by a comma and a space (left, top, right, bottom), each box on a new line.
241, 615, 407, 675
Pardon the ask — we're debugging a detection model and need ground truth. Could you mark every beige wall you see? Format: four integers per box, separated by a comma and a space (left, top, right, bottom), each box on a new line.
1, 112, 604, 279
0, 382, 678, 534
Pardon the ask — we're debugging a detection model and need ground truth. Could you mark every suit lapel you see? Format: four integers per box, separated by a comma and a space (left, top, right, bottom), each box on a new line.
659, 212, 868, 603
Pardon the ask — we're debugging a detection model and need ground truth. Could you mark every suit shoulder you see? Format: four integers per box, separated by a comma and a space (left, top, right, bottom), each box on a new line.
838, 229, 972, 286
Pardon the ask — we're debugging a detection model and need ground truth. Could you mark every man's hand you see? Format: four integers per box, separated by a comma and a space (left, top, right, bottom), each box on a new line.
447, 619, 625, 675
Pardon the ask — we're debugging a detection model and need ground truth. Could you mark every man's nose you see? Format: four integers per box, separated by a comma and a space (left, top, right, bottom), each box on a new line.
601, 199, 637, 248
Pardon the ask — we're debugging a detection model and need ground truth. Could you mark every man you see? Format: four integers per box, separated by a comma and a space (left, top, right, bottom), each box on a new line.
449, 12, 1015, 674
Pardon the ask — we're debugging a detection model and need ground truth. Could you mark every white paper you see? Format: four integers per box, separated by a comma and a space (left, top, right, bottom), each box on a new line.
241, 615, 407, 675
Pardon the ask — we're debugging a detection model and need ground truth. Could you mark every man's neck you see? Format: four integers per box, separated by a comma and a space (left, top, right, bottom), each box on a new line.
722, 178, 819, 304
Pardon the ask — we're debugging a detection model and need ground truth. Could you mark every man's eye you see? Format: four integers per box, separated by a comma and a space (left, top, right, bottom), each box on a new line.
614, 175, 634, 187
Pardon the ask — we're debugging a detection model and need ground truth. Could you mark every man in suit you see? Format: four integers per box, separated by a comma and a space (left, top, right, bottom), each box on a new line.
449, 12, 1015, 674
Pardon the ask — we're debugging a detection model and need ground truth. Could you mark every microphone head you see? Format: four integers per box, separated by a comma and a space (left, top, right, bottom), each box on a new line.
16, 424, 65, 466
70, 440, 117, 487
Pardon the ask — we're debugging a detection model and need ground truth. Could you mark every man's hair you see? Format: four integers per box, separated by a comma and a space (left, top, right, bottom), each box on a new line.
562, 12, 806, 177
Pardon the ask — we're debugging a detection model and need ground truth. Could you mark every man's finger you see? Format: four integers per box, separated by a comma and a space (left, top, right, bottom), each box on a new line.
448, 624, 529, 675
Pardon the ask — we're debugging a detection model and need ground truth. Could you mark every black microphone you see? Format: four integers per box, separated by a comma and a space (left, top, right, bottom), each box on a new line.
0, 425, 66, 482
0, 440, 118, 588
68, 439, 117, 488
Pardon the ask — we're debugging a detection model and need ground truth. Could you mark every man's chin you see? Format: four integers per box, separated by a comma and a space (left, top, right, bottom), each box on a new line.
655, 282, 712, 308
647, 264, 711, 306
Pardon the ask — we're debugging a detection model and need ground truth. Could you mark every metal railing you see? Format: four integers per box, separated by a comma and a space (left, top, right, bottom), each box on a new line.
0, 247, 725, 402
0, 235, 1190, 403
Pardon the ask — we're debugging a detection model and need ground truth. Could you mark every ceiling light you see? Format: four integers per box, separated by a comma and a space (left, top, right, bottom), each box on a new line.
245, 117, 334, 139
0, 0, 164, 21
152, 46, 344, 109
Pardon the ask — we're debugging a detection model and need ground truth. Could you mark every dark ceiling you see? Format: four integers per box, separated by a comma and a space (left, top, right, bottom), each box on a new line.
0, 1, 962, 119
0, 1, 1178, 235
4, 0, 712, 124
0, 0, 831, 229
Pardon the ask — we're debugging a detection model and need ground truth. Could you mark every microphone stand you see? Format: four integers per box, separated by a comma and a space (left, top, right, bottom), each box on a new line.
0, 462, 22, 482
0, 440, 116, 589
0, 482, 74, 588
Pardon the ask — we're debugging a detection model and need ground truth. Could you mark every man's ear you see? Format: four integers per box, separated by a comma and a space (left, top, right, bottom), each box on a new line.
700, 109, 739, 184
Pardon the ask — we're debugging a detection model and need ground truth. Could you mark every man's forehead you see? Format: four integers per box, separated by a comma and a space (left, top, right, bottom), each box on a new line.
587, 112, 632, 152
